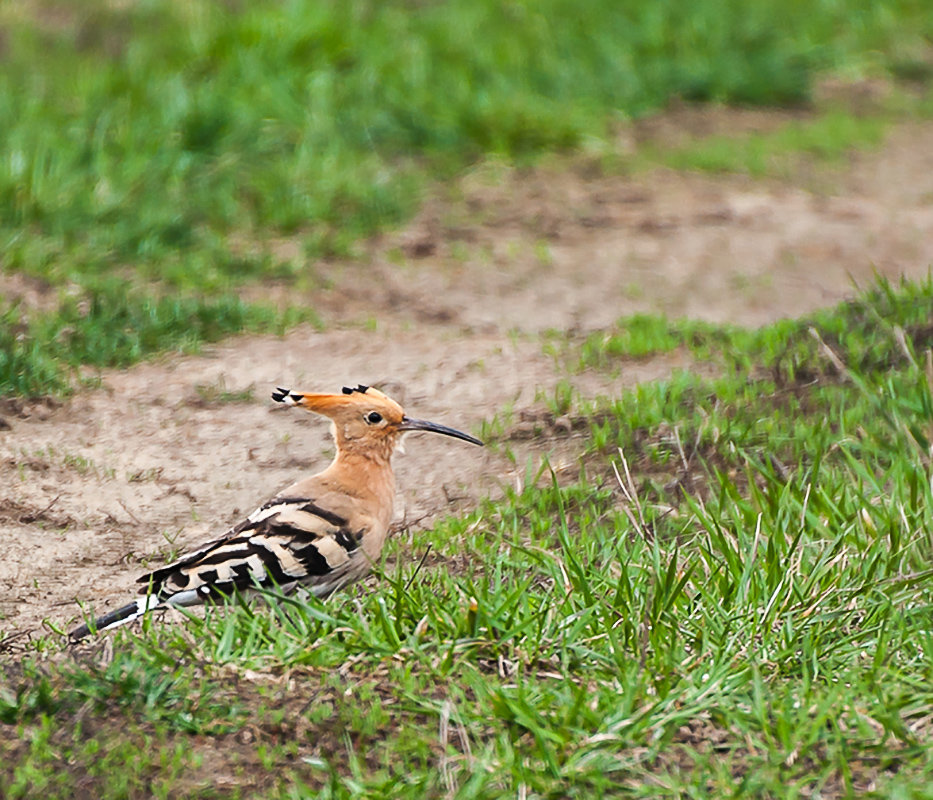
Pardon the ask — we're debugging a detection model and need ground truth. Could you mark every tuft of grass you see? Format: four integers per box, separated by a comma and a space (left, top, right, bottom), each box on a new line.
576, 314, 726, 365
0, 281, 314, 397
4, 277, 933, 795
193, 379, 256, 406
640, 109, 893, 176
577, 273, 933, 378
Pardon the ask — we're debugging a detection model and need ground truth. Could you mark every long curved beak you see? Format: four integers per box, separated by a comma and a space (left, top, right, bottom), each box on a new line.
399, 417, 484, 446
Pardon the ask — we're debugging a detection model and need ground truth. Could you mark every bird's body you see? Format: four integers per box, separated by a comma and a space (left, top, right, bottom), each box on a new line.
70, 384, 482, 640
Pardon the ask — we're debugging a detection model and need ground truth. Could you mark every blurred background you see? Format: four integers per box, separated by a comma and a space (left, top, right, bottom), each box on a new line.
0, 0, 932, 393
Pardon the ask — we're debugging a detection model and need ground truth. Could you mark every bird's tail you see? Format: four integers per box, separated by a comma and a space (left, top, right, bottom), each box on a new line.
70, 595, 162, 642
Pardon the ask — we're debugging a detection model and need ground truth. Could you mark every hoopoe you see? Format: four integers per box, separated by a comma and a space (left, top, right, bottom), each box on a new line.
70, 384, 482, 641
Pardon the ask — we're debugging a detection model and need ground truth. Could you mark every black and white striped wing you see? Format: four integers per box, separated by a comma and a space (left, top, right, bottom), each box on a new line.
141, 496, 366, 604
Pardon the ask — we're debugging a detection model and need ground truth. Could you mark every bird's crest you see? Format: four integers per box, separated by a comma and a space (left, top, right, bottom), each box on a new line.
272, 385, 402, 419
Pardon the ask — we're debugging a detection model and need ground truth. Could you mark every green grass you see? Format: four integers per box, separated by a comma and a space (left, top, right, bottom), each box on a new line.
1, 0, 931, 395
631, 72, 933, 177
639, 110, 893, 176
3, 277, 933, 797
574, 272, 933, 380
0, 281, 315, 397
5, 0, 931, 282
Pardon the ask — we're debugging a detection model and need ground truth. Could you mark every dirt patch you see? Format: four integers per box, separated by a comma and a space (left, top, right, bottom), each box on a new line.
312, 120, 933, 332
0, 271, 58, 317
3, 116, 933, 637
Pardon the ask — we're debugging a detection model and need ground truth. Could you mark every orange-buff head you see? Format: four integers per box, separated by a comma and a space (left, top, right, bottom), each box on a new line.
271, 384, 483, 458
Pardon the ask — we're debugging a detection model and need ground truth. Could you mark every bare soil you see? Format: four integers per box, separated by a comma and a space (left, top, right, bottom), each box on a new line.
3, 116, 933, 640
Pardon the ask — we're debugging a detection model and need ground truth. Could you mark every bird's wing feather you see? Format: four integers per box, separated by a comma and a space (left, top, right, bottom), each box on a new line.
139, 495, 366, 602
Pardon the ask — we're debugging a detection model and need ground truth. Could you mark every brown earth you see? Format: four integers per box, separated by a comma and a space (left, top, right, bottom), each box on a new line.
2, 116, 933, 641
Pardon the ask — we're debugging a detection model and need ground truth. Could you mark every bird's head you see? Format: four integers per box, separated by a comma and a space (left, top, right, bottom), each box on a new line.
272, 384, 483, 458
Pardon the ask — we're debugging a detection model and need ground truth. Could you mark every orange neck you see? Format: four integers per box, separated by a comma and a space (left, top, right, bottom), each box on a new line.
322, 447, 397, 522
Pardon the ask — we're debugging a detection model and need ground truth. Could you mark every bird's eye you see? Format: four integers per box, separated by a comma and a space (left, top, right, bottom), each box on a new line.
366, 411, 383, 424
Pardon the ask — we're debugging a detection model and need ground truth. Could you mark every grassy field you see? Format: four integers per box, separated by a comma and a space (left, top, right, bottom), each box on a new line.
2, 0, 933, 396
2, 278, 933, 797
3, 3, 933, 796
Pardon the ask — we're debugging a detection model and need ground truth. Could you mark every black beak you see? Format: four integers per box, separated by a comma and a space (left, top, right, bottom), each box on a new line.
399, 417, 484, 446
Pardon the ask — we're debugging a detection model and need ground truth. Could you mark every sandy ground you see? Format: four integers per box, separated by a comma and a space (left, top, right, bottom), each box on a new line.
2, 117, 933, 641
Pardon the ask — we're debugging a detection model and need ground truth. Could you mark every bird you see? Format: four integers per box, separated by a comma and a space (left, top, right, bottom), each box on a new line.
69, 384, 483, 641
